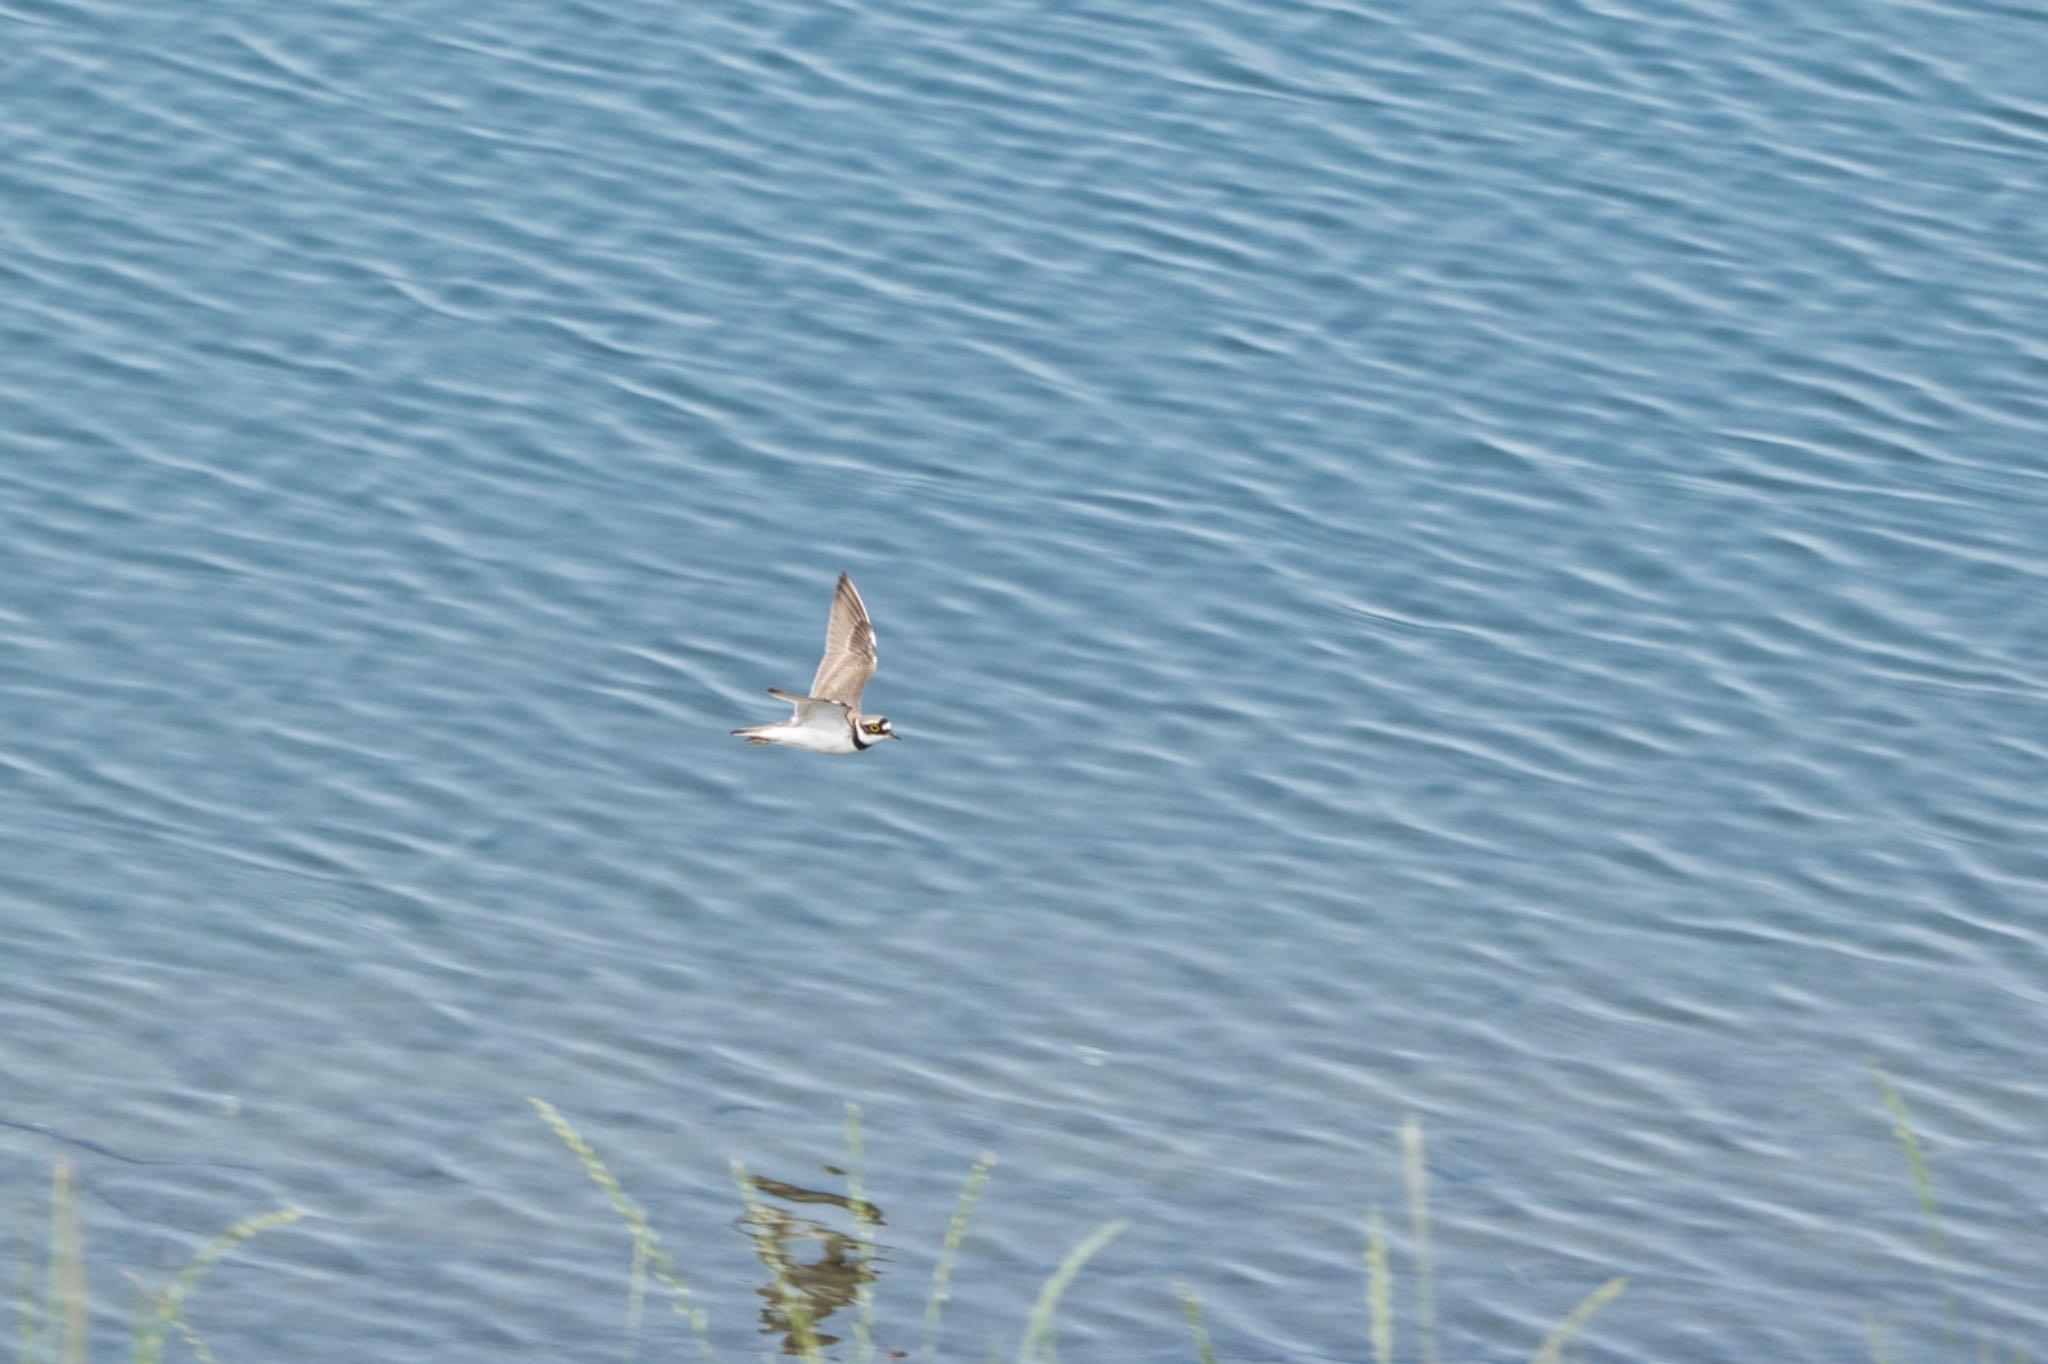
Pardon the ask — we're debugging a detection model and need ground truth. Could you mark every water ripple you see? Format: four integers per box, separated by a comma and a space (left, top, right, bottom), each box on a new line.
4, 0, 2047, 1359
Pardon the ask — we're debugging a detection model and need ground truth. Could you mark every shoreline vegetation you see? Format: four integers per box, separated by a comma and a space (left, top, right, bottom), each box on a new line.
13, 1162, 299, 1364
8, 1072, 2006, 1364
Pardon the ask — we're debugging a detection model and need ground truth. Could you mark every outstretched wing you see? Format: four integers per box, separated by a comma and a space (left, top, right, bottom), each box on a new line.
808, 572, 877, 707
768, 687, 850, 726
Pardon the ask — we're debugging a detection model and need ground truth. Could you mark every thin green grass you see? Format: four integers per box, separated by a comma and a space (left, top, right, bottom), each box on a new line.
1400, 1115, 1439, 1364
540, 1102, 1636, 1364
1874, 1070, 1942, 1244
21, 1083, 2001, 1364
840, 1104, 881, 1364
1873, 1065, 1956, 1344
1174, 1284, 1217, 1364
10, 1159, 295, 1364
1400, 1119, 1625, 1364
533, 1105, 1147, 1364
919, 1152, 996, 1364
1014, 1219, 1125, 1364
528, 1091, 2016, 1364
1528, 1277, 1629, 1364
529, 1096, 719, 1364
1864, 1067, 2030, 1363
15, 1162, 86, 1364
130, 1209, 302, 1364
731, 1161, 826, 1364
1364, 1207, 1392, 1364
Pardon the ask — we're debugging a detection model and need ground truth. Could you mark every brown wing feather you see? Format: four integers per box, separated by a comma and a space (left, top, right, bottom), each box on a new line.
808, 572, 877, 707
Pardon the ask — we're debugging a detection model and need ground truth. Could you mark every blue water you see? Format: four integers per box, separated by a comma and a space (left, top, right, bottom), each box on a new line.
4, 0, 2046, 1360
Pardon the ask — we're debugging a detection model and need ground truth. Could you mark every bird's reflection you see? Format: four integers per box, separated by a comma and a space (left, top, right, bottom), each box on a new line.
738, 1171, 893, 1358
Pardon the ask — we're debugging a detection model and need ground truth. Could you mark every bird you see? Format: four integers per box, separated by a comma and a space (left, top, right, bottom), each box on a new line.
731, 572, 901, 754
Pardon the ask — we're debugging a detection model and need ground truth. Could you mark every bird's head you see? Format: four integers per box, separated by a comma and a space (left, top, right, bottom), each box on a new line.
858, 717, 900, 743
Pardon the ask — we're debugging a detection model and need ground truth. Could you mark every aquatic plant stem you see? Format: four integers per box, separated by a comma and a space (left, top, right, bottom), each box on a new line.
1015, 1219, 1126, 1364
131, 1208, 301, 1364
1401, 1115, 1439, 1364
51, 1163, 85, 1364
1175, 1282, 1219, 1364
730, 1160, 827, 1364
1364, 1207, 1392, 1364
1528, 1276, 1627, 1364
919, 1152, 996, 1364
530, 1097, 719, 1364
844, 1102, 881, 1364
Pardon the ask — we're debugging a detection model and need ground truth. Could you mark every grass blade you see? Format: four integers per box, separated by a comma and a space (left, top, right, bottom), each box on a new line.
1015, 1219, 1126, 1364
1872, 1066, 1956, 1343
920, 1152, 996, 1364
1175, 1282, 1219, 1364
167, 1311, 223, 1364
1529, 1275, 1627, 1364
530, 1097, 719, 1364
623, 1234, 649, 1364
731, 1161, 826, 1364
1873, 1069, 1944, 1251
845, 1102, 881, 1364
1364, 1206, 1392, 1364
47, 1162, 86, 1364
132, 1207, 302, 1364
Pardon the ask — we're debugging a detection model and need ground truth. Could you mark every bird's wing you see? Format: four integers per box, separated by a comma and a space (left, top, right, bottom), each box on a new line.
808, 572, 878, 707
768, 688, 850, 726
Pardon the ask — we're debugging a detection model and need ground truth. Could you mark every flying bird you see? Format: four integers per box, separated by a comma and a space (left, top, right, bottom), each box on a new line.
732, 573, 900, 754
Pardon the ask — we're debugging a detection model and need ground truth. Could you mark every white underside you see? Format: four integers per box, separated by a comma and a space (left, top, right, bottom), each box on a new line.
738, 696, 860, 754
741, 719, 860, 754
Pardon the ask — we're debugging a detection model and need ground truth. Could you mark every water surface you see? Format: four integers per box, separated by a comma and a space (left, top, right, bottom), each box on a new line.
4, 0, 2046, 1360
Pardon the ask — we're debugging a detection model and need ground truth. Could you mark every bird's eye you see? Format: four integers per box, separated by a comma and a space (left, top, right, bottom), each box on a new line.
865, 723, 883, 734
